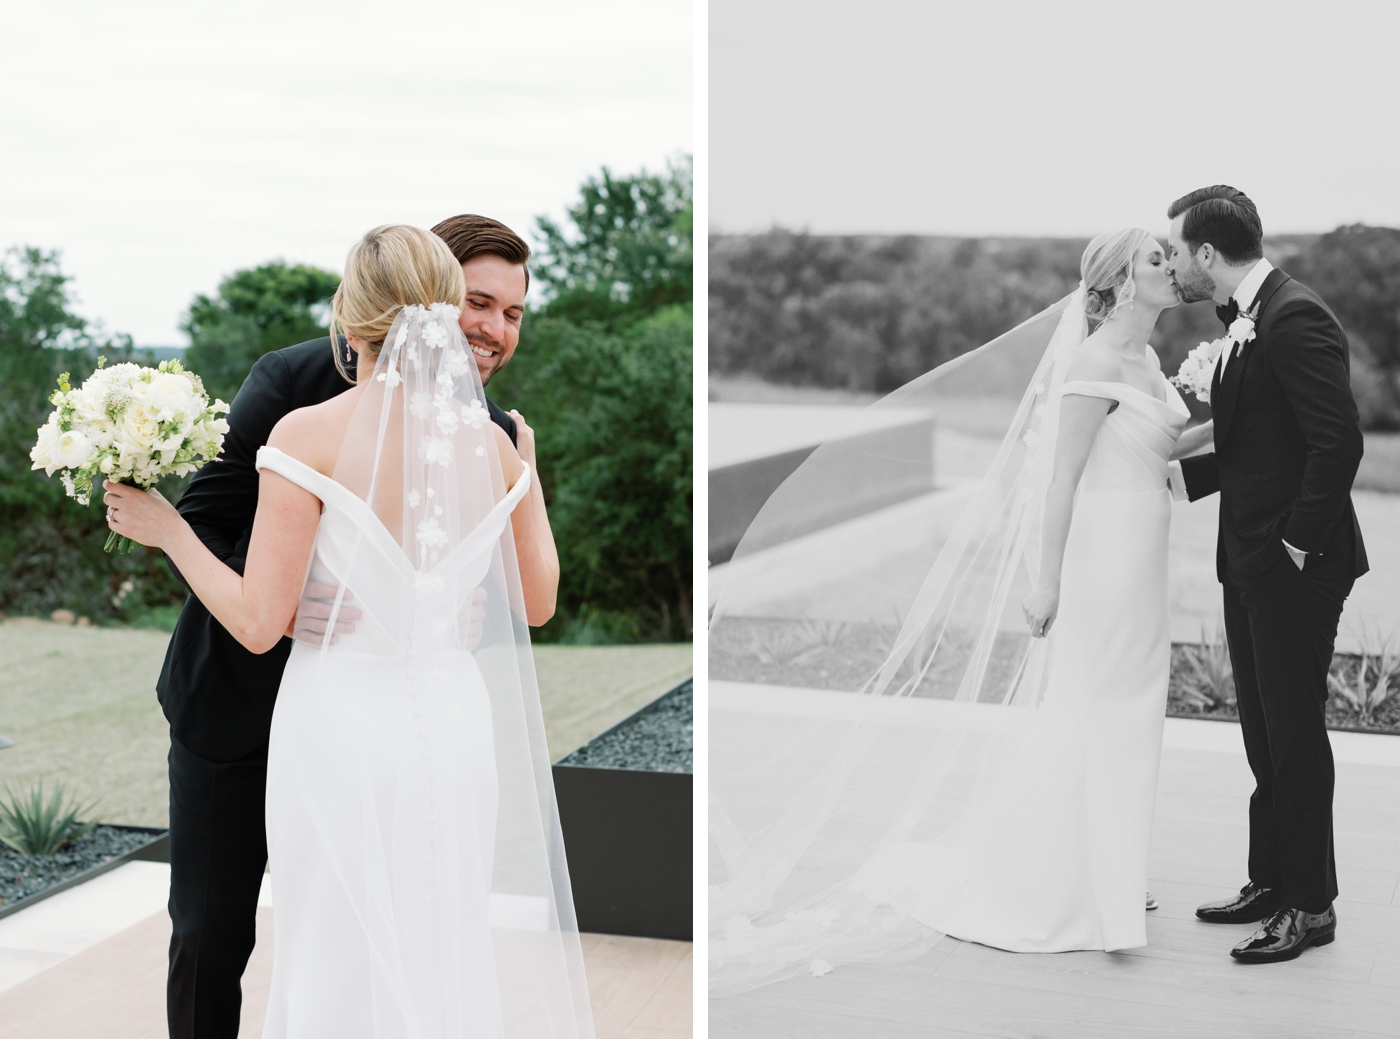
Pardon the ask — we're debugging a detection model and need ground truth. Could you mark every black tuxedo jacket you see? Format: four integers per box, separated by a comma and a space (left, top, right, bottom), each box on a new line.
1180, 268, 1368, 582
157, 336, 517, 761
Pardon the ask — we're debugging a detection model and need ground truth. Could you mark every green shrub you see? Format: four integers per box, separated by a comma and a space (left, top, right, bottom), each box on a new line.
0, 782, 99, 856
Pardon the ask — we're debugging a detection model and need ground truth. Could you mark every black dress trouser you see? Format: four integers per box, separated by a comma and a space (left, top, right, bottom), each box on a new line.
167, 735, 269, 1039
1221, 550, 1353, 915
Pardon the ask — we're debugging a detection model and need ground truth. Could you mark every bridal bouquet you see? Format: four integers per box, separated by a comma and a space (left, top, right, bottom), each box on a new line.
1169, 340, 1224, 404
30, 358, 230, 553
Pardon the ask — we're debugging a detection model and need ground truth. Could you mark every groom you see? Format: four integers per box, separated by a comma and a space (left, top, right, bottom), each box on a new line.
1165, 186, 1367, 964
157, 214, 534, 1037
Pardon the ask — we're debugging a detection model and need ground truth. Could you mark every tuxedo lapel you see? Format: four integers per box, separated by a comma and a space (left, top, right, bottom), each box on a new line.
1212, 268, 1291, 447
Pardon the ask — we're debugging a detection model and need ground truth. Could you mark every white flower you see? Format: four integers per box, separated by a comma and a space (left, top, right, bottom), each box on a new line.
410, 392, 434, 419
394, 325, 409, 349
415, 516, 449, 548
29, 419, 62, 474
1022, 428, 1041, 449
422, 322, 447, 350
406, 488, 421, 508
406, 343, 419, 364
418, 435, 453, 467
145, 372, 196, 418
435, 405, 460, 436
461, 398, 489, 430
1227, 314, 1257, 346
809, 960, 834, 977
434, 505, 443, 516
441, 347, 472, 380
475, 446, 485, 457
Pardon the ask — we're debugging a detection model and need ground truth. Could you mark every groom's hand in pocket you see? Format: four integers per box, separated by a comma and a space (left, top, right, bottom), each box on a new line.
287, 582, 361, 645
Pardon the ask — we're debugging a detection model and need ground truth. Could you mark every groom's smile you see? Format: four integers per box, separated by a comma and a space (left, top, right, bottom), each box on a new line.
456, 253, 527, 385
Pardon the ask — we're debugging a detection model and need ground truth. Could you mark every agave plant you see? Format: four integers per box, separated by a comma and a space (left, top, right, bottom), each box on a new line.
1178, 624, 1235, 710
1328, 626, 1400, 727
0, 782, 100, 856
744, 619, 854, 666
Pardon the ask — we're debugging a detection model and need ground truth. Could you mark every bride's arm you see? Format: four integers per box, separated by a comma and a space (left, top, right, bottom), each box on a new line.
1170, 419, 1214, 460
103, 450, 322, 655
1021, 393, 1114, 638
494, 418, 560, 625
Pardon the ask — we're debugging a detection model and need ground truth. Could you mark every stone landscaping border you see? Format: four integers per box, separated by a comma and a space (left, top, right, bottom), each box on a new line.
0, 824, 168, 922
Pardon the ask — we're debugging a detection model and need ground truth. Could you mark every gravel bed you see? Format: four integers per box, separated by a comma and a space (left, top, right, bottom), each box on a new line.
711, 618, 1400, 736
0, 825, 161, 908
558, 679, 692, 773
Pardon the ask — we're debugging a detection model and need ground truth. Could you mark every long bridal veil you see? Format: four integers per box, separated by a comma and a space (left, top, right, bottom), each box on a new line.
289, 303, 593, 1038
710, 288, 1089, 995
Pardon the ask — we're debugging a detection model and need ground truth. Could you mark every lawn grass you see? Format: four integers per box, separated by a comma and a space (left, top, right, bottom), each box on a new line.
0, 619, 690, 829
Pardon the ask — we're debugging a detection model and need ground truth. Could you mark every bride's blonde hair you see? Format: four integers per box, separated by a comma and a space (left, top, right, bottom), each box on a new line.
330, 224, 466, 381
1081, 227, 1151, 324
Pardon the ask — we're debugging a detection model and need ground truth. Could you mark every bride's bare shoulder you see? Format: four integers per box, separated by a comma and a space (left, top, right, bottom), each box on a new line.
266, 388, 361, 477
1065, 335, 1125, 384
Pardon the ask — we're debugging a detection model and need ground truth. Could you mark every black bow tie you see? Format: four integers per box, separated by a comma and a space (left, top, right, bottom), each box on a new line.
1217, 299, 1240, 328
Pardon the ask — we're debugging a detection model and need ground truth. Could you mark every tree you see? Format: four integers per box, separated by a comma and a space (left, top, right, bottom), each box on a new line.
1285, 225, 1400, 430
183, 261, 340, 404
532, 156, 692, 332
0, 247, 183, 622
494, 308, 692, 642
491, 158, 695, 643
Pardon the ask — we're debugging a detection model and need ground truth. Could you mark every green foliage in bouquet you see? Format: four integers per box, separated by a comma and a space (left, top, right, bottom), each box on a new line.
491, 157, 693, 643
0, 247, 189, 623
0, 782, 99, 857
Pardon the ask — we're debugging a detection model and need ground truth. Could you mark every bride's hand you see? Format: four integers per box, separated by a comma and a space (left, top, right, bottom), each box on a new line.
103, 480, 183, 550
1022, 585, 1059, 639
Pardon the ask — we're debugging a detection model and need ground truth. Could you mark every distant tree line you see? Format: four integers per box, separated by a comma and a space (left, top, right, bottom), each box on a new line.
710, 225, 1400, 429
0, 158, 693, 643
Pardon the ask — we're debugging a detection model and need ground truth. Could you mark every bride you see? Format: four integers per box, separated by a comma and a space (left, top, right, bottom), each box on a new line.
711, 228, 1210, 993
104, 225, 594, 1038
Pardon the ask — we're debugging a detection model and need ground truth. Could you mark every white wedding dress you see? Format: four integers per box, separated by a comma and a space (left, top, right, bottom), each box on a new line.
711, 294, 1195, 994
254, 305, 594, 1039
851, 371, 1191, 951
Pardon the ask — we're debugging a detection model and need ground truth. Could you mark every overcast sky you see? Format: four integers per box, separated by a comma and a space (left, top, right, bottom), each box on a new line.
1, 0, 691, 345
711, 0, 1400, 238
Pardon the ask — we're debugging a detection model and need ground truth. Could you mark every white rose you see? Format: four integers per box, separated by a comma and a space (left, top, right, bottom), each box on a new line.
145, 372, 195, 417
52, 428, 96, 469
30, 419, 62, 473
120, 405, 161, 451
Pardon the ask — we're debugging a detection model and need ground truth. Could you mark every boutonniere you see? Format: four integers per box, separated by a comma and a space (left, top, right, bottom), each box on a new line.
1169, 302, 1260, 404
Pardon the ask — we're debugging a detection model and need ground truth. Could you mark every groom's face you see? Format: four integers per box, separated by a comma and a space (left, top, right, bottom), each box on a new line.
1166, 215, 1216, 304
458, 254, 528, 385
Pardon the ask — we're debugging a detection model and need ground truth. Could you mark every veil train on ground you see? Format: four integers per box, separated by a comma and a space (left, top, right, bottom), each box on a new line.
709, 290, 1089, 995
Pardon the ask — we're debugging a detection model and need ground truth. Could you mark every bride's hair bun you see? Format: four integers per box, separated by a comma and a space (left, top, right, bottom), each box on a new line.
1080, 228, 1151, 324
1083, 287, 1113, 321
330, 225, 466, 381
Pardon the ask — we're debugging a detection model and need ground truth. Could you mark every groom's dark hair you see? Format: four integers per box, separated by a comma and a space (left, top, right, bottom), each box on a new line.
1167, 185, 1264, 265
430, 214, 531, 291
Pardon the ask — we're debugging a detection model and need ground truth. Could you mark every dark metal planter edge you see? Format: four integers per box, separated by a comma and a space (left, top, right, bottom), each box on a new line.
0, 824, 169, 922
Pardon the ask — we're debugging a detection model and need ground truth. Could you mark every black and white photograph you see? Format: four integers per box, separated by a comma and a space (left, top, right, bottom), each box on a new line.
708, 2, 1400, 1036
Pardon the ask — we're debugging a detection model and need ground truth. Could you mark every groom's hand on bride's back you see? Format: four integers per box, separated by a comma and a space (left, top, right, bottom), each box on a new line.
287, 582, 361, 645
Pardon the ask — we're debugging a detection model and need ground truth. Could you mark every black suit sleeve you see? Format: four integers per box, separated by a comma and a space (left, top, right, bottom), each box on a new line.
166, 352, 293, 588
1269, 300, 1364, 554
1180, 452, 1220, 502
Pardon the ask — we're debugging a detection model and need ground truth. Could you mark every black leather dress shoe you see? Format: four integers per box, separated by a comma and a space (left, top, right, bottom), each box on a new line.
1230, 906, 1336, 963
1195, 881, 1280, 924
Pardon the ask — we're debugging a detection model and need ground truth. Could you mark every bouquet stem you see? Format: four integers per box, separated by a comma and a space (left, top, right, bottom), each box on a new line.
103, 530, 135, 555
